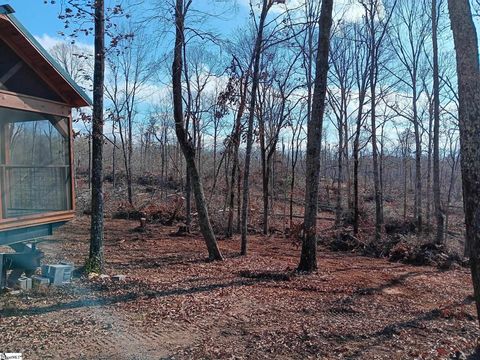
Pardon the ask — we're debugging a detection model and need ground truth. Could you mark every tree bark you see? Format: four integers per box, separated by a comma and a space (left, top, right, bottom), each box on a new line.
227, 75, 248, 238
426, 97, 433, 230
89, 0, 106, 272
445, 142, 460, 239
448, 0, 480, 327
237, 163, 242, 234
185, 169, 192, 230
412, 81, 423, 232
226, 138, 239, 238
88, 134, 92, 189
259, 102, 269, 235
298, 0, 334, 273
353, 104, 363, 235
367, 2, 383, 242
371, 58, 382, 242
289, 123, 301, 229
112, 123, 117, 189
336, 115, 344, 227
433, 0, 445, 244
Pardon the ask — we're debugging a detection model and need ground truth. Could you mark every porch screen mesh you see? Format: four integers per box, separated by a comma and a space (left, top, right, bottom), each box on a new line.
0, 107, 72, 218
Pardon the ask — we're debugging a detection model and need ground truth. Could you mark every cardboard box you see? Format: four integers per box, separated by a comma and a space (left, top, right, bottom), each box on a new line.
42, 264, 73, 285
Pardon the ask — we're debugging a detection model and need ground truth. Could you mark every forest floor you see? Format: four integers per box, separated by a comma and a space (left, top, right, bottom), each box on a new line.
0, 215, 479, 360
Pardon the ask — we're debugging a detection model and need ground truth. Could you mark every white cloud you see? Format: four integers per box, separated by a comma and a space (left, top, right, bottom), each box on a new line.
238, 0, 366, 22
138, 72, 229, 107
35, 33, 94, 53
334, 0, 366, 22
35, 33, 62, 50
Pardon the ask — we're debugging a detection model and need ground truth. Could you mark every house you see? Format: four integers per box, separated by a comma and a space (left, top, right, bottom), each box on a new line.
0, 4, 91, 285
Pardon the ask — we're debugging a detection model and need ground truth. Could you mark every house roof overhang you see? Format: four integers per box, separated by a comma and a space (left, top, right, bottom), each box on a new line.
0, 4, 92, 108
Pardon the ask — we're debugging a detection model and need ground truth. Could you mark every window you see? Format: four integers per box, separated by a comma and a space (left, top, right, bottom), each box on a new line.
0, 107, 72, 218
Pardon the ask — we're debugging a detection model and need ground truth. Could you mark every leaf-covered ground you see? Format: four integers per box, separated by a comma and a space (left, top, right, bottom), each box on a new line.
0, 216, 478, 359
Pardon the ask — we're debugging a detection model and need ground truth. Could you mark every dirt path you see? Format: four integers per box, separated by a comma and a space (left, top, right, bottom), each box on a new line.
0, 217, 478, 359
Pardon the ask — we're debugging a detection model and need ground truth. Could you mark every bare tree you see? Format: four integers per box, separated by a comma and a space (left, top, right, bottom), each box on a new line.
352, 21, 371, 236
105, 30, 157, 205
444, 126, 460, 238
361, 0, 397, 242
257, 46, 302, 234
90, 0, 106, 272
220, 55, 251, 238
432, 0, 445, 243
241, 0, 283, 255
172, 0, 223, 261
50, 42, 93, 89
448, 0, 480, 326
298, 0, 334, 273
328, 24, 356, 227
389, 0, 429, 232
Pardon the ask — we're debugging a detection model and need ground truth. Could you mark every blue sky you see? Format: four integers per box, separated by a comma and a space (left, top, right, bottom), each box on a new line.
5, 1, 251, 48
3, 0, 459, 148
7, 1, 66, 39
4, 1, 364, 53
3, 0, 257, 136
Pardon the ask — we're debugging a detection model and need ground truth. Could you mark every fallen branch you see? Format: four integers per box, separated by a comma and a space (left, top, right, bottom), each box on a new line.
262, 213, 335, 221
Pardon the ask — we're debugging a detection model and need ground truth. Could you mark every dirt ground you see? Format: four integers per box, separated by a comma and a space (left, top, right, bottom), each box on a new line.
0, 215, 479, 360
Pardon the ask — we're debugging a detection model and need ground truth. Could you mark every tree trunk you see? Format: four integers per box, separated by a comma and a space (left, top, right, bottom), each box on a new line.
237, 163, 242, 234
289, 128, 300, 229
172, 0, 222, 261
369, 14, 383, 242
426, 100, 433, 230
127, 110, 133, 205
336, 116, 343, 227
88, 134, 92, 189
213, 125, 217, 180
448, 0, 480, 327
298, 0, 334, 273
413, 84, 423, 232
227, 78, 248, 238
289, 164, 296, 229
262, 160, 269, 235
445, 147, 459, 239
379, 124, 385, 225
226, 140, 239, 238
112, 123, 117, 189
270, 151, 275, 215
185, 169, 192, 230
433, 0, 445, 244
241, 0, 270, 255
403, 152, 408, 221
259, 110, 269, 235
353, 91, 366, 235
343, 119, 352, 210
89, 0, 106, 272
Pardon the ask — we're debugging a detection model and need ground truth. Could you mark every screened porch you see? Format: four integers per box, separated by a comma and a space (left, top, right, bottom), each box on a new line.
0, 107, 72, 220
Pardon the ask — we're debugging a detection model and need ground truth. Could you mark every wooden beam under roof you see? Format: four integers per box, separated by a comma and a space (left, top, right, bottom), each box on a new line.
0, 13, 91, 108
